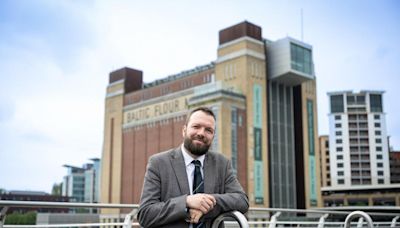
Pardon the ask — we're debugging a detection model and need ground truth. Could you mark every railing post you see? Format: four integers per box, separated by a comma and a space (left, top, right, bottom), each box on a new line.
211, 211, 248, 228
123, 213, 132, 228
123, 209, 138, 228
344, 211, 373, 228
269, 212, 281, 228
318, 213, 329, 228
391, 216, 400, 227
0, 206, 9, 228
356, 217, 364, 228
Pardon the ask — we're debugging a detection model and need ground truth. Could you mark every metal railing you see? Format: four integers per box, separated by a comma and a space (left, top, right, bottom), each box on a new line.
0, 201, 139, 228
1, 200, 400, 227
246, 207, 400, 227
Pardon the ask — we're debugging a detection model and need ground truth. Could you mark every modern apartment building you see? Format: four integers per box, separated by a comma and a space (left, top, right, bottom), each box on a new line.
62, 158, 101, 203
321, 91, 400, 207
327, 90, 390, 187
84, 158, 101, 203
100, 21, 321, 218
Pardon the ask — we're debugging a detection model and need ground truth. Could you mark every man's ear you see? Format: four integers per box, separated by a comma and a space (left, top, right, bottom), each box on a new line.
182, 125, 187, 138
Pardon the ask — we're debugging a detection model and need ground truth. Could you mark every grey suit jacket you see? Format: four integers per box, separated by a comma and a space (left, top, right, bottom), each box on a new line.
137, 147, 249, 228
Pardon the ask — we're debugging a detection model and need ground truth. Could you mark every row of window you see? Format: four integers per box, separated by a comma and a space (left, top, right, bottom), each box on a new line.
339, 122, 381, 128
334, 146, 383, 153
335, 130, 382, 136
141, 74, 214, 98
348, 154, 383, 160
330, 94, 382, 113
334, 114, 381, 120
337, 179, 385, 185
337, 170, 385, 176
336, 161, 384, 168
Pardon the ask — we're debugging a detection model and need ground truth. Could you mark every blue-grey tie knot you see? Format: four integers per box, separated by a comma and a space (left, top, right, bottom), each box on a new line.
192, 160, 201, 167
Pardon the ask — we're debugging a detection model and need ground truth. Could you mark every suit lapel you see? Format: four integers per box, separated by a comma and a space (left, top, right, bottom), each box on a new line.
170, 147, 190, 195
203, 152, 216, 193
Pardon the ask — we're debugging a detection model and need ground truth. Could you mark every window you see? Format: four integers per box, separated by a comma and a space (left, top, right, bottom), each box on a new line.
336, 139, 342, 144
290, 43, 312, 75
378, 171, 384, 176
338, 179, 345, 184
370, 94, 382, 112
376, 146, 382, 151
331, 95, 344, 113
377, 154, 383, 159
337, 163, 344, 168
337, 147, 343, 152
336, 131, 342, 136
347, 95, 355, 104
337, 155, 343, 160
356, 95, 365, 104
375, 130, 381, 136
335, 115, 341, 120
377, 163, 383, 168
376, 138, 382, 143
338, 171, 344, 176
374, 122, 381, 128
378, 179, 384, 184
374, 114, 380, 120
335, 123, 342, 128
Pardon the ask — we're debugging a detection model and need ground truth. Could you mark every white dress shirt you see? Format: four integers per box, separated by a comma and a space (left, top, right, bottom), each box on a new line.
181, 144, 205, 195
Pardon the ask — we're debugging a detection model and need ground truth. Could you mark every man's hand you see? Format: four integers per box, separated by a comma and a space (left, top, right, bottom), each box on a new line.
188, 209, 203, 224
186, 194, 216, 214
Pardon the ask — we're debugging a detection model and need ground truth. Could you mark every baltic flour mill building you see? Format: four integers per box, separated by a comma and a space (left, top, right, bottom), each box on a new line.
100, 21, 322, 219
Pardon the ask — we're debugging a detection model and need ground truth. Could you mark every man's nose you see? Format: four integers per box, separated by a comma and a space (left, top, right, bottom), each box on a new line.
196, 128, 206, 137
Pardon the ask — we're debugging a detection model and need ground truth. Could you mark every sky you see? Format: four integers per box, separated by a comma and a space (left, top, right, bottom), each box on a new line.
0, 0, 399, 193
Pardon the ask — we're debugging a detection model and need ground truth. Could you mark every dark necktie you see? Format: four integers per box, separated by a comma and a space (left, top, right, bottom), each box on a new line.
192, 160, 204, 228
192, 160, 204, 194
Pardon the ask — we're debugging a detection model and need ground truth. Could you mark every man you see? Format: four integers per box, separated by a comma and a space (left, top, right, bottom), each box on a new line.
138, 107, 249, 228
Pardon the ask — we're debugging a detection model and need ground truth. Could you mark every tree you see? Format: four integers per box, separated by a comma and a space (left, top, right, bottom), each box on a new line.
51, 182, 62, 196
5, 211, 36, 225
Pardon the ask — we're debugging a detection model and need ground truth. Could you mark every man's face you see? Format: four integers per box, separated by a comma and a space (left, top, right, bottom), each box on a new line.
182, 111, 215, 156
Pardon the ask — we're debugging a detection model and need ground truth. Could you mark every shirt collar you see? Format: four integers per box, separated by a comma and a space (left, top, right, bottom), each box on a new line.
181, 144, 205, 167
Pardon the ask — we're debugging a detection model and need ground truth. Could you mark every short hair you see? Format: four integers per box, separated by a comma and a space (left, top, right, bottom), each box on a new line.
184, 106, 216, 126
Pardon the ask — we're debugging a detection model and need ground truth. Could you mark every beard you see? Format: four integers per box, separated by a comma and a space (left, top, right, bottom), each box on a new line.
183, 134, 211, 156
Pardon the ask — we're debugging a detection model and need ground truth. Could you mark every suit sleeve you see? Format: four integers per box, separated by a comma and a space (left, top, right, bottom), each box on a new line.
206, 159, 249, 218
137, 156, 188, 227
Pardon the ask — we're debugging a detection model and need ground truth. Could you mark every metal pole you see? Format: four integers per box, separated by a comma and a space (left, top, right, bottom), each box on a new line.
0, 207, 9, 228
391, 215, 399, 227
318, 213, 329, 228
211, 211, 248, 228
344, 211, 373, 228
269, 212, 281, 228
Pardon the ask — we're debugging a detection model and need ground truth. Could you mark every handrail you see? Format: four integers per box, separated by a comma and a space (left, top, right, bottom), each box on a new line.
3, 222, 139, 227
0, 207, 8, 228
1, 200, 400, 227
249, 206, 400, 217
317, 213, 329, 228
392, 216, 400, 228
344, 211, 373, 228
0, 200, 139, 228
269, 211, 281, 228
211, 210, 248, 228
0, 200, 138, 209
